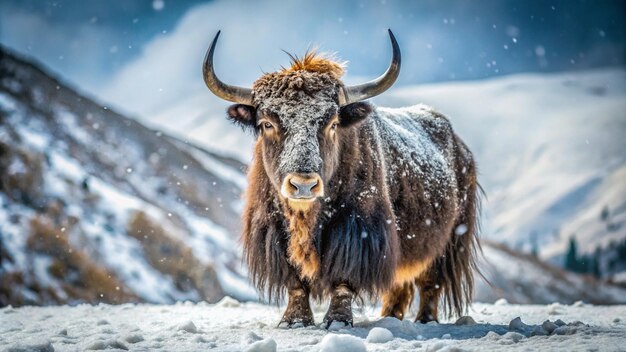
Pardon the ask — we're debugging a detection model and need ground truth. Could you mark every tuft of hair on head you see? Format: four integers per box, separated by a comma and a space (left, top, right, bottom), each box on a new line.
282, 49, 346, 80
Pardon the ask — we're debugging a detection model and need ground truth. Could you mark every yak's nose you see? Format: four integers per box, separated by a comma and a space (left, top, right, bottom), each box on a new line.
281, 173, 324, 200
290, 177, 318, 198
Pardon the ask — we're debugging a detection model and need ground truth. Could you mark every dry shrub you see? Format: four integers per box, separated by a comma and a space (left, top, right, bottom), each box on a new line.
26, 216, 137, 304
0, 271, 66, 307
0, 141, 44, 206
127, 211, 224, 302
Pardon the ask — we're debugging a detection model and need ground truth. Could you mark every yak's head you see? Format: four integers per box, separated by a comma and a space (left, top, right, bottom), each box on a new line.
203, 30, 400, 211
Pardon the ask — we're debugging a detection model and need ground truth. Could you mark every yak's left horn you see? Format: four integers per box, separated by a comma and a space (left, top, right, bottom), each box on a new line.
339, 29, 401, 106
203, 30, 254, 105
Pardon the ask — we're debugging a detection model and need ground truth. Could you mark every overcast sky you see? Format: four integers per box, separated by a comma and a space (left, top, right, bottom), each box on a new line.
1, 0, 624, 118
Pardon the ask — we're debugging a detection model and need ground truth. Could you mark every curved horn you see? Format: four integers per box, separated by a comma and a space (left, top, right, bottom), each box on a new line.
203, 31, 254, 105
339, 29, 401, 106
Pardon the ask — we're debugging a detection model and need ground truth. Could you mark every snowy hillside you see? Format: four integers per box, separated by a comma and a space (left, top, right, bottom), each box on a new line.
475, 241, 626, 304
2, 299, 626, 351
144, 68, 626, 275
1, 47, 625, 308
0, 46, 255, 305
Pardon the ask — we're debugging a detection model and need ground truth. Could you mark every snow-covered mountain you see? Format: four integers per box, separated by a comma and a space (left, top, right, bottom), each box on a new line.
1, 47, 624, 307
475, 241, 626, 305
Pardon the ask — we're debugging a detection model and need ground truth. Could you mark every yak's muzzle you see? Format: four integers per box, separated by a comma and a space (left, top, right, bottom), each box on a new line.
281, 173, 324, 201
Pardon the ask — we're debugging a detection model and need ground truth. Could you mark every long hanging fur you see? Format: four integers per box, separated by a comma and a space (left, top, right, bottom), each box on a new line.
242, 143, 299, 303
438, 136, 484, 317
318, 207, 397, 298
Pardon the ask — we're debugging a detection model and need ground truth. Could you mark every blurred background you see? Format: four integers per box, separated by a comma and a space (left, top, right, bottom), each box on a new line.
0, 0, 625, 307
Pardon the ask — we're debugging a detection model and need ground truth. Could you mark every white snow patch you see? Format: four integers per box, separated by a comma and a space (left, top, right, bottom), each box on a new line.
366, 327, 394, 343
320, 334, 366, 352
216, 296, 241, 308
494, 298, 509, 306
244, 338, 277, 352
177, 320, 198, 333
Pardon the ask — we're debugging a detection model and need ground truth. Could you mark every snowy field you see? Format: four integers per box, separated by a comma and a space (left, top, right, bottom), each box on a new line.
2, 298, 625, 351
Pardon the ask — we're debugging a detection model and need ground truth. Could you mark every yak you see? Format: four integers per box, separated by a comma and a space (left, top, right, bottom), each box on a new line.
202, 30, 481, 328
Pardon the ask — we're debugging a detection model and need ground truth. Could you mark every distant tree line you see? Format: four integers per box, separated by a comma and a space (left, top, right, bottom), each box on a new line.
564, 236, 626, 279
562, 205, 625, 279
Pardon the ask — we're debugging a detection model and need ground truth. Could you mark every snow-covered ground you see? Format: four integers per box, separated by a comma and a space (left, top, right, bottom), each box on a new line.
2, 298, 625, 351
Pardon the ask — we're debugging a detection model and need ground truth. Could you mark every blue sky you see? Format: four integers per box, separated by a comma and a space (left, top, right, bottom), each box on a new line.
1, 0, 624, 117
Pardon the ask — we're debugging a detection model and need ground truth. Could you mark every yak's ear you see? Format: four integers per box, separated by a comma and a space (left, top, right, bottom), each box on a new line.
338, 102, 373, 127
227, 104, 257, 131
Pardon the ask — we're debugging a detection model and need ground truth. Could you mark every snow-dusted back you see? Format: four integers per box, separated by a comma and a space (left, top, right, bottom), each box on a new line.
375, 104, 456, 196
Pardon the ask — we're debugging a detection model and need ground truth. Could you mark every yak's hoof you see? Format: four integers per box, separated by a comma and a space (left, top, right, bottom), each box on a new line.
324, 285, 354, 329
278, 289, 314, 328
416, 313, 439, 324
278, 317, 315, 328
278, 308, 314, 328
323, 312, 353, 329
323, 301, 353, 329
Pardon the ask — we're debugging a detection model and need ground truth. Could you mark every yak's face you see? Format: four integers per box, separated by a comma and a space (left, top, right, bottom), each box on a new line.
257, 101, 338, 209
227, 71, 372, 211
203, 31, 399, 212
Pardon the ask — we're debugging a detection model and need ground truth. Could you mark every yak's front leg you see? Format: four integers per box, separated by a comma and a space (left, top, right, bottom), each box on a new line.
323, 284, 354, 328
279, 283, 314, 328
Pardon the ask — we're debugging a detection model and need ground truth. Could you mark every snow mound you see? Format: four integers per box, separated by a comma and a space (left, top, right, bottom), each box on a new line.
123, 333, 144, 344
320, 334, 366, 352
494, 298, 509, 306
177, 320, 198, 333
85, 339, 128, 350
454, 316, 477, 326
217, 296, 241, 308
244, 338, 277, 352
501, 331, 526, 343
366, 327, 394, 343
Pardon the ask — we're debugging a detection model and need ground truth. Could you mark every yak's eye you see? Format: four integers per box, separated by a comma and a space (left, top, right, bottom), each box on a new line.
331, 122, 338, 130
263, 122, 273, 130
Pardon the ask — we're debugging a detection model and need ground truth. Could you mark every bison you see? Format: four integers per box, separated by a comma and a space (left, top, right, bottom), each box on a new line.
202, 30, 481, 327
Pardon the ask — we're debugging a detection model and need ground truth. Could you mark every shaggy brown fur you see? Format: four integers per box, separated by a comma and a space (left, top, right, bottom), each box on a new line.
231, 52, 481, 327
283, 201, 321, 281
381, 282, 415, 320
282, 50, 346, 80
